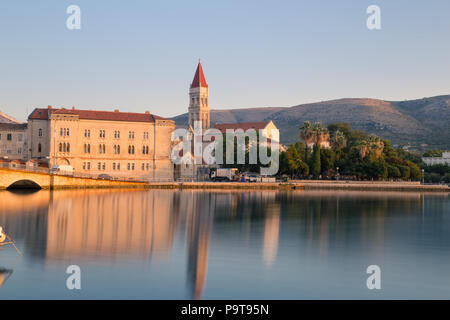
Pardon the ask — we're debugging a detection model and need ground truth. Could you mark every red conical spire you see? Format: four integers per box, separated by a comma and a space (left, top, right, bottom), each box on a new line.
190, 60, 208, 88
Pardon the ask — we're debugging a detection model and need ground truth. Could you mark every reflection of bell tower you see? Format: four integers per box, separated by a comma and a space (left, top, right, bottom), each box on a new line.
188, 60, 210, 130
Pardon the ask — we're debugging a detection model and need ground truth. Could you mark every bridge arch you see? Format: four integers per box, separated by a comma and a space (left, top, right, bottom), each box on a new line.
6, 179, 42, 190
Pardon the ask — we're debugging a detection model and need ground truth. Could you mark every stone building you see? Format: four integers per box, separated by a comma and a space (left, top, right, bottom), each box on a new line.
0, 110, 28, 161
422, 152, 450, 166
27, 106, 175, 181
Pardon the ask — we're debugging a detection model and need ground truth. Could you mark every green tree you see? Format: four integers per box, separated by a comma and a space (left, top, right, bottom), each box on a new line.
310, 144, 321, 178
387, 165, 401, 179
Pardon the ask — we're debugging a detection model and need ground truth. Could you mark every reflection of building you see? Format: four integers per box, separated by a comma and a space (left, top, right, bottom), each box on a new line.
263, 207, 280, 267
185, 192, 214, 299
26, 107, 174, 181
45, 190, 176, 260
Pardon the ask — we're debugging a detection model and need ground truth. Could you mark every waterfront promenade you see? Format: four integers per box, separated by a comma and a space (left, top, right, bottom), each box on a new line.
1, 167, 449, 192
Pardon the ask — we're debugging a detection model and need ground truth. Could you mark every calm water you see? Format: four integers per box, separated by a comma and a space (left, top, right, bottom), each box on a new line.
0, 189, 450, 299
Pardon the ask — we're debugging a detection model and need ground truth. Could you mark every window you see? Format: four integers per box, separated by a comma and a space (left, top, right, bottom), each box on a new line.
88, 130, 90, 138
129, 131, 134, 139
87, 144, 90, 153
67, 128, 70, 136
38, 143, 42, 153
102, 163, 105, 171
7, 134, 12, 141
143, 132, 149, 139
113, 163, 116, 170
99, 130, 105, 138
84, 129, 87, 137
59, 143, 62, 152
127, 163, 130, 171
146, 163, 150, 171
84, 144, 87, 153
146, 146, 149, 154
0, 133, 2, 140
63, 143, 66, 152
87, 162, 90, 170
18, 134, 23, 142
117, 145, 120, 154
83, 163, 86, 170
142, 163, 145, 171
117, 163, 120, 170
38, 128, 43, 137
132, 146, 135, 154
67, 143, 70, 153
18, 148, 22, 154
98, 162, 101, 170
132, 163, 135, 170
64, 128, 66, 136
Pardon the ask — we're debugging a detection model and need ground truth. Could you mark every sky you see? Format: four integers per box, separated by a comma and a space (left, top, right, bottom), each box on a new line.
1, 0, 449, 121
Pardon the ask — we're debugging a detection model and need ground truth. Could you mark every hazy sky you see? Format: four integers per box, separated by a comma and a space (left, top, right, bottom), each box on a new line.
1, 0, 449, 121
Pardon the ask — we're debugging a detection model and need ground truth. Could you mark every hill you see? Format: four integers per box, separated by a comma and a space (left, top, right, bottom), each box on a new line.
171, 95, 450, 151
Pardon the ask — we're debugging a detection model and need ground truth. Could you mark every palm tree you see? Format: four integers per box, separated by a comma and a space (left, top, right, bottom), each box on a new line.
330, 130, 347, 151
311, 122, 330, 146
355, 135, 384, 160
299, 121, 314, 160
299, 121, 314, 145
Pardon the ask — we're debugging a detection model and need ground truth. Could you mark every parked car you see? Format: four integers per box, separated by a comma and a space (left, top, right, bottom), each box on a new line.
98, 174, 112, 180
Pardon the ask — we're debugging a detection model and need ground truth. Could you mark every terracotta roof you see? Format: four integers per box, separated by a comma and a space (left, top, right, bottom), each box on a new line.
28, 107, 167, 123
0, 123, 27, 130
214, 122, 270, 133
190, 61, 208, 88
28, 107, 58, 120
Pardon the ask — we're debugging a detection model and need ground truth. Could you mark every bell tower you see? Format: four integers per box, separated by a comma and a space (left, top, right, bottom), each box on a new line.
188, 60, 210, 130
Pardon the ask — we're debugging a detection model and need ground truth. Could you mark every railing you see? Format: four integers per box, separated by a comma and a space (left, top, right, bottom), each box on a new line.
0, 162, 172, 183
0, 162, 50, 174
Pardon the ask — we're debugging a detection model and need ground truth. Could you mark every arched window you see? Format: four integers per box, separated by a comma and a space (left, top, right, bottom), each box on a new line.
67, 143, 70, 153
63, 143, 66, 152
142, 146, 146, 154
38, 128, 43, 137
99, 144, 102, 153
60, 128, 63, 136
38, 143, 42, 152
102, 144, 105, 153
146, 146, 149, 154
59, 143, 62, 152
117, 145, 120, 154
114, 145, 117, 154
87, 144, 90, 153
128, 145, 131, 154
132, 146, 135, 154
64, 128, 66, 136
67, 128, 70, 136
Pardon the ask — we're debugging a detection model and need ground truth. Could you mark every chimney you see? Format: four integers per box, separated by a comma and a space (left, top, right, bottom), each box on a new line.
114, 109, 119, 113
145, 110, 150, 114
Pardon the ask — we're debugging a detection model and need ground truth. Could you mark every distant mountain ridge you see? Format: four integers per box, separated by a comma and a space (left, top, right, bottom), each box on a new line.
171, 95, 450, 150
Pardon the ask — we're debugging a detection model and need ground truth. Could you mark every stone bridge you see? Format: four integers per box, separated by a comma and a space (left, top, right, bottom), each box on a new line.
0, 168, 147, 190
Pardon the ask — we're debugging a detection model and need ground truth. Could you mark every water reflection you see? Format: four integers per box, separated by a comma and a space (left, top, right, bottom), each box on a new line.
0, 189, 449, 299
